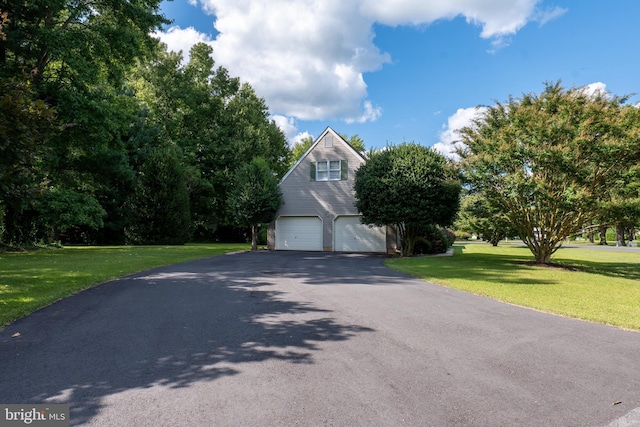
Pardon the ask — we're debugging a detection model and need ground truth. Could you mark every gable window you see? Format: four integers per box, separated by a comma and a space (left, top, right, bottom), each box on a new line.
317, 160, 341, 181
310, 159, 348, 181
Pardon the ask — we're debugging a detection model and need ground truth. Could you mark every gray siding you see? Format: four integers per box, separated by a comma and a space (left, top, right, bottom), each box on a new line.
276, 130, 363, 250
268, 127, 397, 253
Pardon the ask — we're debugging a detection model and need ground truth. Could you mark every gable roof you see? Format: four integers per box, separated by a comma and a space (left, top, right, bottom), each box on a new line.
279, 126, 366, 184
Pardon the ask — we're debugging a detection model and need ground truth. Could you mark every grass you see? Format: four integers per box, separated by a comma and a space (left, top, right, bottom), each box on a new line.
386, 242, 640, 331
0, 243, 249, 328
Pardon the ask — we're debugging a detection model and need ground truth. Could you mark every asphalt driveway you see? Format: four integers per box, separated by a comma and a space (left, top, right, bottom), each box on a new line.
1, 251, 639, 426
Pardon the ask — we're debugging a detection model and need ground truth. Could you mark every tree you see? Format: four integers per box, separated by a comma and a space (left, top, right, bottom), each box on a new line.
290, 136, 314, 167
455, 191, 517, 246
228, 158, 283, 250
129, 43, 290, 233
126, 144, 191, 245
1, 0, 167, 245
341, 133, 366, 153
37, 188, 106, 242
354, 143, 461, 256
0, 75, 56, 245
458, 82, 640, 264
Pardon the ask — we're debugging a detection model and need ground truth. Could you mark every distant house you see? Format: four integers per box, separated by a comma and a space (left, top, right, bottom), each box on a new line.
267, 127, 397, 253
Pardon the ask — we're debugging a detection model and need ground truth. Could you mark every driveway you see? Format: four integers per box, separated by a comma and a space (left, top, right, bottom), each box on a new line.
1, 251, 639, 426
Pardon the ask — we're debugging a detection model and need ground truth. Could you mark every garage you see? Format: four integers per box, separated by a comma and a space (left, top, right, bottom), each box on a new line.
275, 216, 323, 251
334, 216, 386, 253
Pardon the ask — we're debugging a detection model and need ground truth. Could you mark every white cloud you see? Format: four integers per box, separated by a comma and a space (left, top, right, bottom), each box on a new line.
533, 6, 568, 26
152, 26, 213, 62
346, 100, 383, 124
359, 0, 541, 38
205, 0, 389, 123
271, 115, 299, 144
292, 131, 313, 144
434, 107, 486, 160
157, 0, 556, 122
579, 82, 609, 98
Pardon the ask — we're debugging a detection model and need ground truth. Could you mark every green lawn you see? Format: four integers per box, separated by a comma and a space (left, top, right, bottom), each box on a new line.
386, 242, 640, 331
0, 243, 249, 328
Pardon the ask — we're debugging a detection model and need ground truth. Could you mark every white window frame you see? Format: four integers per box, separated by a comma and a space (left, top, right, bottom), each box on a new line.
316, 160, 341, 181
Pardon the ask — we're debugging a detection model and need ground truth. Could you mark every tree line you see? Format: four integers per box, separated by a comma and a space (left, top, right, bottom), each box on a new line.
3, 3, 638, 263
0, 2, 290, 247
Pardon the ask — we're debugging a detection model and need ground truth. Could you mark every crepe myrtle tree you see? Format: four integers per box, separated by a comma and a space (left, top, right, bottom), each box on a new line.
457, 81, 640, 264
354, 143, 461, 256
228, 157, 283, 250
455, 191, 518, 246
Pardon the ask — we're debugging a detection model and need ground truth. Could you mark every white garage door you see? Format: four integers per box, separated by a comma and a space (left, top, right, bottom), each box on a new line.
275, 217, 323, 251
334, 216, 386, 252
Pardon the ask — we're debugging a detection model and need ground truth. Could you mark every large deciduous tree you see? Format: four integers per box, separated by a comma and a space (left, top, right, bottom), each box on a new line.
228, 158, 282, 251
354, 143, 461, 256
455, 191, 517, 246
126, 144, 192, 245
458, 82, 640, 264
130, 43, 290, 234
0, 0, 167, 245
0, 75, 56, 245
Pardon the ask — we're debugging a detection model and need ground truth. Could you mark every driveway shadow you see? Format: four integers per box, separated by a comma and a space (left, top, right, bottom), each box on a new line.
0, 252, 376, 425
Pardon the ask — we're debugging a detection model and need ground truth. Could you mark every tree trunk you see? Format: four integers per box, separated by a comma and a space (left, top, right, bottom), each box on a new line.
2, 204, 22, 246
533, 245, 553, 264
400, 224, 420, 256
616, 224, 626, 247
598, 225, 607, 245
588, 221, 594, 243
627, 228, 635, 243
251, 225, 258, 251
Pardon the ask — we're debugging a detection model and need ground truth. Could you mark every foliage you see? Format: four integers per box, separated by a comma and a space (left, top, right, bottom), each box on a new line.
0, 0, 168, 87
387, 243, 640, 331
130, 43, 290, 230
594, 150, 640, 245
0, 75, 57, 245
126, 144, 192, 245
1, 7, 290, 245
442, 228, 456, 247
0, 0, 167, 245
455, 191, 517, 246
37, 188, 107, 241
458, 82, 640, 263
341, 133, 367, 153
228, 158, 283, 250
413, 225, 452, 255
290, 136, 314, 166
454, 230, 472, 240
354, 143, 461, 256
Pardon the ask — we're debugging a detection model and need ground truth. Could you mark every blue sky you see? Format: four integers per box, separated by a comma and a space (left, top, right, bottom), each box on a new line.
157, 0, 640, 155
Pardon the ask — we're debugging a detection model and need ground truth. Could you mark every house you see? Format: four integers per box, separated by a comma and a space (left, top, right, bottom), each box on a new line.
267, 127, 397, 253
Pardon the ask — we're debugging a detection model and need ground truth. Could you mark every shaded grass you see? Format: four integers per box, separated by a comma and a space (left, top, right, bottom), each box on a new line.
386, 243, 640, 330
0, 243, 249, 328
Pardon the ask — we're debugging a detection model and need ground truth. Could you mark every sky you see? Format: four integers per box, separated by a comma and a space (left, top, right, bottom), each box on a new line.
155, 0, 640, 156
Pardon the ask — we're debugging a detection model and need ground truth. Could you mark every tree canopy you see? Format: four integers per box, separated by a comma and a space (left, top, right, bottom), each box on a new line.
458, 82, 640, 263
0, 1, 291, 247
228, 157, 283, 250
455, 191, 517, 246
354, 143, 461, 256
